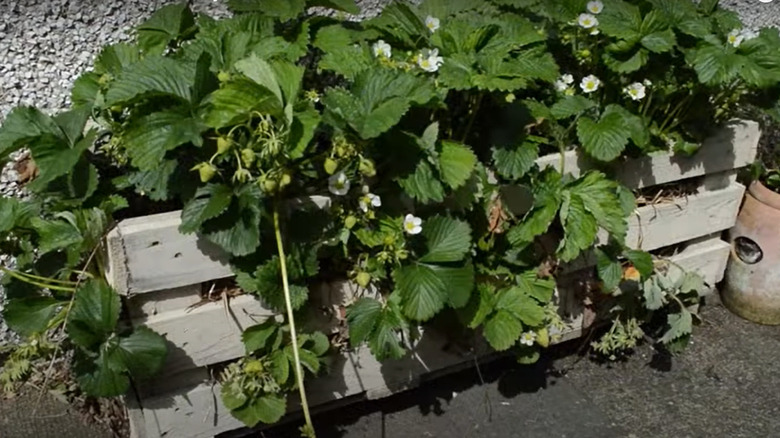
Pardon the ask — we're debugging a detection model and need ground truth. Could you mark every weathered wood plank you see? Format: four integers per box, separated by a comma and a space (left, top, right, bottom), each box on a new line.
128, 234, 729, 438
535, 120, 759, 189
106, 211, 233, 296
624, 183, 744, 251
125, 284, 202, 320
135, 294, 275, 376
104, 124, 756, 296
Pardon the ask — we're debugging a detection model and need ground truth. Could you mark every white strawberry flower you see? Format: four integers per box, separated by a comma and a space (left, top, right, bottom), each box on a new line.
554, 73, 574, 91
590, 28, 600, 35
417, 48, 444, 72
359, 193, 382, 212
727, 29, 744, 47
587, 1, 604, 14
519, 331, 537, 346
372, 39, 392, 58
580, 74, 601, 93
425, 15, 440, 33
403, 214, 423, 235
624, 82, 646, 101
578, 13, 598, 29
328, 172, 351, 196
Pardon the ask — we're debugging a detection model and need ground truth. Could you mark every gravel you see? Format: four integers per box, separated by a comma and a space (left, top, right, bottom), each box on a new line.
0, 0, 779, 348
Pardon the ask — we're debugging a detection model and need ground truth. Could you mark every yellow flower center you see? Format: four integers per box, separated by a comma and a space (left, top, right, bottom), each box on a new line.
405, 222, 415, 230
586, 81, 595, 89
421, 59, 431, 68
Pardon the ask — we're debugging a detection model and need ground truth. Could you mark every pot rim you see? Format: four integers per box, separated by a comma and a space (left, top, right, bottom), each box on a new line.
748, 180, 780, 210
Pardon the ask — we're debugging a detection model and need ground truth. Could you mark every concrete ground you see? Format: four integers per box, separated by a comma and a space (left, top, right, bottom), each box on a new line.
2, 304, 779, 438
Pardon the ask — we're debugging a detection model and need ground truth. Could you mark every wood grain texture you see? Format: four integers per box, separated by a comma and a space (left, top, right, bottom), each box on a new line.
127, 235, 729, 438
135, 294, 275, 376
535, 120, 759, 189
105, 211, 233, 295
624, 183, 744, 251
104, 124, 757, 295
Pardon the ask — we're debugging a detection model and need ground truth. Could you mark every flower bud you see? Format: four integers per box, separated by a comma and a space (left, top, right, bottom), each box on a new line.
344, 215, 357, 229
217, 71, 231, 82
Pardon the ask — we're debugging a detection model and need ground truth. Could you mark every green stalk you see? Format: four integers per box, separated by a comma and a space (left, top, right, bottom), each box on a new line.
273, 203, 316, 437
0, 267, 78, 286
0, 267, 76, 293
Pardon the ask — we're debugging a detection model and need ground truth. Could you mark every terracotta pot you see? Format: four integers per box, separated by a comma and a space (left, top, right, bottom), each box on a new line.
722, 181, 780, 325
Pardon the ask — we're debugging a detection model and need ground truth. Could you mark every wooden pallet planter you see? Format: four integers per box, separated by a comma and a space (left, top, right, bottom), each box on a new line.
107, 121, 758, 438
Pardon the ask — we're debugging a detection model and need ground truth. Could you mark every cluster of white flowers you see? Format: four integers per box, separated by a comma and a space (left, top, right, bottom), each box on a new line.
554, 73, 575, 92
580, 74, 601, 93
727, 28, 760, 48
327, 174, 422, 234
371, 16, 444, 73
577, 1, 603, 34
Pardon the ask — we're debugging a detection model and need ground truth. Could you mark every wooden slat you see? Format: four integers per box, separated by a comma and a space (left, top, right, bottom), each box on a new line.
128, 235, 729, 438
131, 181, 742, 379
624, 183, 744, 251
104, 123, 757, 296
535, 120, 759, 189
136, 294, 275, 376
106, 211, 233, 296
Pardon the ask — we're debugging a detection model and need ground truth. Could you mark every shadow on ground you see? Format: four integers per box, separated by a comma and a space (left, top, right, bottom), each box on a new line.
261, 305, 780, 438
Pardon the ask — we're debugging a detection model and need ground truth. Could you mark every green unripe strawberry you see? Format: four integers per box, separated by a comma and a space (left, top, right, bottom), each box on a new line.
216, 137, 231, 155
280, 172, 292, 188
241, 148, 255, 168
324, 158, 338, 175
344, 215, 357, 229
260, 175, 277, 193
356, 272, 371, 288
217, 71, 231, 82
244, 359, 264, 374
536, 327, 550, 348
194, 163, 217, 183
359, 158, 376, 177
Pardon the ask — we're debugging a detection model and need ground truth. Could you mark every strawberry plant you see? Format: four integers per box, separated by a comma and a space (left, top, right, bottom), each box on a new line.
1, 0, 780, 436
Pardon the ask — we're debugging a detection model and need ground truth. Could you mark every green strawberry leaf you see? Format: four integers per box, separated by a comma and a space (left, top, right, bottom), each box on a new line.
419, 216, 472, 263
180, 184, 234, 234
121, 110, 206, 171
492, 140, 539, 181
3, 297, 64, 337
660, 310, 693, 344
231, 393, 287, 427
577, 107, 631, 162
483, 310, 522, 351
438, 141, 477, 190
397, 160, 446, 204
346, 297, 382, 347
66, 280, 121, 350
242, 320, 280, 354
106, 327, 168, 379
